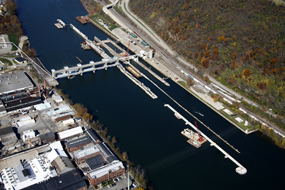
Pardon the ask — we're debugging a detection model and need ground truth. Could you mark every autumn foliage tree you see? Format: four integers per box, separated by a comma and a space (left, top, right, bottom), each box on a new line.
242, 68, 253, 78
213, 48, 219, 55
202, 58, 209, 68
232, 52, 237, 60
228, 77, 234, 84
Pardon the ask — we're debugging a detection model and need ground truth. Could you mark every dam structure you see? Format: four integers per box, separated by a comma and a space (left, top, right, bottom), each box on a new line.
51, 55, 139, 79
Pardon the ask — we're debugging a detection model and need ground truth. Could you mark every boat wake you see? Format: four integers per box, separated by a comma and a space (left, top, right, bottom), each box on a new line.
192, 107, 204, 116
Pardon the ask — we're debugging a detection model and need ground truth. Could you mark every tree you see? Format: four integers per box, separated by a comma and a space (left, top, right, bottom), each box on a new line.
5, 1, 17, 15
102, 127, 108, 137
242, 68, 252, 78
122, 152, 129, 162
186, 77, 193, 87
228, 77, 234, 84
202, 58, 209, 68
112, 136, 117, 144
232, 52, 237, 60
213, 48, 219, 55
224, 37, 229, 44
218, 36, 224, 43
205, 51, 210, 57
230, 61, 237, 70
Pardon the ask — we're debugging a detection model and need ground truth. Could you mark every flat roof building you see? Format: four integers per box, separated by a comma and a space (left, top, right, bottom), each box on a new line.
0, 100, 6, 116
0, 141, 76, 190
39, 132, 56, 144
0, 71, 34, 95
86, 129, 101, 144
87, 160, 125, 186
23, 169, 87, 190
65, 136, 92, 152
14, 57, 28, 64
57, 126, 83, 140
0, 126, 17, 146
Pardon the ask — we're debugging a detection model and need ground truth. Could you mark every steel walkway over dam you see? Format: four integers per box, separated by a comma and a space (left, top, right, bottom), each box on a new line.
51, 55, 141, 79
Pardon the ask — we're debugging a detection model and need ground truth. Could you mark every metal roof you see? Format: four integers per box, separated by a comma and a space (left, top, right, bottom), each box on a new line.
57, 126, 83, 140
0, 71, 34, 95
15, 57, 27, 63
65, 136, 91, 149
88, 160, 124, 179
86, 155, 107, 170
74, 146, 100, 159
39, 132, 55, 141
96, 142, 114, 158
107, 156, 118, 163
0, 126, 14, 136
86, 129, 101, 143
23, 169, 87, 190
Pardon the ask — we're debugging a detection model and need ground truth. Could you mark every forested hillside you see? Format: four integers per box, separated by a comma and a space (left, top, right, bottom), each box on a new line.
130, 0, 285, 117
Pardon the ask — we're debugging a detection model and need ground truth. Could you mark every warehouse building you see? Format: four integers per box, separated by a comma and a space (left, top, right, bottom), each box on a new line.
57, 126, 83, 141
0, 71, 34, 95
87, 160, 125, 186
23, 169, 87, 190
0, 126, 18, 146
0, 141, 77, 190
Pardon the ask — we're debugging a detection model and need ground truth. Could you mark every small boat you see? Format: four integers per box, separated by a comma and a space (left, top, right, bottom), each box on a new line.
174, 112, 181, 119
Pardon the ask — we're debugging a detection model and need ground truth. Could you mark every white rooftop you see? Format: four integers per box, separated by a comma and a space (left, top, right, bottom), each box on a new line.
0, 141, 66, 190
74, 146, 100, 159
58, 126, 83, 139
89, 160, 124, 179
0, 71, 34, 95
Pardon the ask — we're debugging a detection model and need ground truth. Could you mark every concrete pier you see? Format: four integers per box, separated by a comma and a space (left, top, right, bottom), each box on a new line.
164, 104, 247, 175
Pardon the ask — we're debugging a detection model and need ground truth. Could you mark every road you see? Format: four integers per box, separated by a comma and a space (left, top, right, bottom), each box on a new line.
98, 0, 285, 136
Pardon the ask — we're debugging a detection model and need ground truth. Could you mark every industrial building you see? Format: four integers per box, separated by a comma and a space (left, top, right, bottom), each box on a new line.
57, 126, 83, 140
0, 71, 34, 95
0, 126, 18, 146
65, 136, 92, 152
0, 141, 76, 190
23, 169, 87, 190
0, 100, 6, 116
39, 132, 55, 144
14, 57, 28, 64
64, 128, 125, 186
87, 160, 125, 186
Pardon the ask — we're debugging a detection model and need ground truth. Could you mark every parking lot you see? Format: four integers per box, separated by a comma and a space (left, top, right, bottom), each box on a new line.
101, 175, 138, 190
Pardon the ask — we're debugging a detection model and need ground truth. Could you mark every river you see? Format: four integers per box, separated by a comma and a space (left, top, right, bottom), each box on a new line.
15, 0, 285, 189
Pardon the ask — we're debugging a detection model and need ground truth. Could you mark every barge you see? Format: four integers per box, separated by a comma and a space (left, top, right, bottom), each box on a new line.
181, 128, 207, 148
76, 16, 88, 24
126, 66, 142, 78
